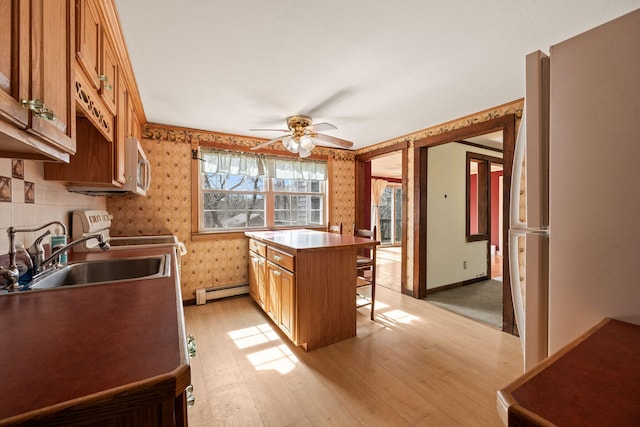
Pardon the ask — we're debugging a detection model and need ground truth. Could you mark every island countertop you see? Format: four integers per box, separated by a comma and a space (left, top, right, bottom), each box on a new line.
245, 229, 378, 252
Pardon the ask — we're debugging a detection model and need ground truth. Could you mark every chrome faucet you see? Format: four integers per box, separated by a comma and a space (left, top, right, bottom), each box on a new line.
39, 234, 110, 273
1, 222, 67, 290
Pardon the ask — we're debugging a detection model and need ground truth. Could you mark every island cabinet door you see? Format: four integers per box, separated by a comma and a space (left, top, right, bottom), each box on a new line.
266, 262, 280, 323
249, 252, 266, 310
278, 267, 295, 340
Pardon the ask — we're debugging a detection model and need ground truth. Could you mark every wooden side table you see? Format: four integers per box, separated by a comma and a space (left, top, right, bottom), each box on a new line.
497, 318, 640, 426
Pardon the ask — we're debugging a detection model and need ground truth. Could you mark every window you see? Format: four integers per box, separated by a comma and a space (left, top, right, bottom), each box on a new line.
466, 152, 503, 242
199, 149, 327, 231
378, 185, 402, 245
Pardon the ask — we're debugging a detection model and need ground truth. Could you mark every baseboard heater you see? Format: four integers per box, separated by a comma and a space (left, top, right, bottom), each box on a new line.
195, 283, 249, 305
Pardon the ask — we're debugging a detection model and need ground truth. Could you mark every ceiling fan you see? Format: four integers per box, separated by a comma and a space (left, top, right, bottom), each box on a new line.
250, 115, 353, 157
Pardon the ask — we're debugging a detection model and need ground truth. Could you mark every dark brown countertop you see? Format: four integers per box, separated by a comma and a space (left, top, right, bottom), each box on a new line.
245, 229, 378, 252
498, 318, 640, 426
0, 246, 190, 425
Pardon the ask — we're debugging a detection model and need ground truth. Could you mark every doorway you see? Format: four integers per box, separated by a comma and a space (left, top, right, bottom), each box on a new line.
414, 115, 517, 334
356, 144, 409, 295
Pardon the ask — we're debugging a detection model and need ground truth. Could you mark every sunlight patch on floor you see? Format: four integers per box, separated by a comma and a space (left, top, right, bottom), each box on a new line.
378, 309, 419, 324
228, 323, 299, 374
228, 323, 281, 349
246, 344, 298, 374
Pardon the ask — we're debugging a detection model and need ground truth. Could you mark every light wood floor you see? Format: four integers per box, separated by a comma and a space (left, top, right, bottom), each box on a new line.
377, 247, 402, 293
184, 286, 523, 426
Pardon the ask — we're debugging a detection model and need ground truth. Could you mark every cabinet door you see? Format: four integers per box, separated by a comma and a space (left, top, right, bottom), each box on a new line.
266, 263, 280, 323
278, 267, 295, 340
28, 0, 74, 152
75, 0, 101, 89
0, 0, 29, 128
100, 30, 117, 113
127, 92, 141, 139
113, 69, 127, 184
257, 258, 267, 309
249, 253, 266, 310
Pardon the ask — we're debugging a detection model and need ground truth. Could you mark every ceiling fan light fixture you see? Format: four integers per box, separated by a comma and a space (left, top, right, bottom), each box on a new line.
282, 136, 299, 153
299, 134, 315, 151
299, 146, 312, 158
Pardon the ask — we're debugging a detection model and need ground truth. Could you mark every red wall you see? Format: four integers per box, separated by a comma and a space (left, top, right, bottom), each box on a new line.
491, 170, 503, 250
470, 174, 478, 234
470, 170, 502, 250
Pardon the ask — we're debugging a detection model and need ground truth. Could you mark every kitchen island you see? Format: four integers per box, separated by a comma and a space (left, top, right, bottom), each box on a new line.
245, 229, 379, 351
0, 246, 190, 426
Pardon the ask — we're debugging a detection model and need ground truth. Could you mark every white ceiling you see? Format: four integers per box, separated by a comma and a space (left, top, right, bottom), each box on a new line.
114, 1, 639, 151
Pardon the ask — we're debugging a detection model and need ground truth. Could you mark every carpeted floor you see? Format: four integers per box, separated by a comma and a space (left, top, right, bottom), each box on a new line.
424, 279, 503, 329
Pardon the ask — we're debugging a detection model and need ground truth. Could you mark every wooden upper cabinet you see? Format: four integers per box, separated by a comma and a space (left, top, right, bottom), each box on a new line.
29, 0, 75, 152
0, 0, 29, 129
0, 0, 74, 161
114, 69, 127, 184
75, 0, 101, 90
100, 31, 117, 114
127, 89, 141, 140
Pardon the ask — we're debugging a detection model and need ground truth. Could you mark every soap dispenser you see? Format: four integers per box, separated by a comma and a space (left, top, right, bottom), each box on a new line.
15, 242, 34, 285
50, 227, 68, 264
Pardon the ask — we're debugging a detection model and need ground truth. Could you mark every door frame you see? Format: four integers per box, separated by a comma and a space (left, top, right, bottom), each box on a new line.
413, 114, 517, 334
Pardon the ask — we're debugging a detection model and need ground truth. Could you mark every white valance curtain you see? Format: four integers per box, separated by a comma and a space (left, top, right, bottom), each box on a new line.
202, 150, 267, 177
201, 149, 327, 180
371, 178, 388, 240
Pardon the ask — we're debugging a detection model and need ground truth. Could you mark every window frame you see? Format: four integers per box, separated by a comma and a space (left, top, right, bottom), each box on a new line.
192, 146, 329, 239
466, 152, 503, 242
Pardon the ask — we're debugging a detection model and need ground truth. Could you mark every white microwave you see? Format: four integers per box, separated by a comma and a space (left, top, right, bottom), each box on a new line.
68, 137, 151, 196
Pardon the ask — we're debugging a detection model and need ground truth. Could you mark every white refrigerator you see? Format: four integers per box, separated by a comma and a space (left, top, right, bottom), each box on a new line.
510, 8, 640, 372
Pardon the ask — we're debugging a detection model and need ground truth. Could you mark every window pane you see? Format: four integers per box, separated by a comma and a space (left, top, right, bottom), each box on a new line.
273, 194, 323, 226
379, 188, 392, 244
203, 173, 264, 191
273, 178, 321, 193
394, 188, 402, 244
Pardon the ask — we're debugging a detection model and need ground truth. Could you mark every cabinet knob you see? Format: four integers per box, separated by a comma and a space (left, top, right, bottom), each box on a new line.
273, 271, 281, 276
104, 84, 113, 91
21, 99, 56, 121
187, 334, 197, 358
98, 74, 108, 82
273, 255, 282, 261
185, 384, 195, 407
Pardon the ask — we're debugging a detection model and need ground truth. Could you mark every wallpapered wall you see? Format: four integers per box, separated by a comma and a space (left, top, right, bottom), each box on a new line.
108, 99, 523, 302
107, 128, 356, 302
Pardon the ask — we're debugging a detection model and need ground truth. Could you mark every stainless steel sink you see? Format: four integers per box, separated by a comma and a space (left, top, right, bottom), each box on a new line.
29, 254, 171, 290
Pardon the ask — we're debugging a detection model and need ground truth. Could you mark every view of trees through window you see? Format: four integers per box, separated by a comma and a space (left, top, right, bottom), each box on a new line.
203, 173, 266, 229
379, 186, 402, 245
201, 159, 325, 230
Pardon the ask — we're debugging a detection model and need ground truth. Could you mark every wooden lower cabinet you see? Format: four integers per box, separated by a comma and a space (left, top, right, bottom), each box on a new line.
267, 261, 295, 341
278, 265, 295, 338
248, 251, 266, 310
249, 239, 296, 342
266, 262, 279, 323
246, 232, 365, 351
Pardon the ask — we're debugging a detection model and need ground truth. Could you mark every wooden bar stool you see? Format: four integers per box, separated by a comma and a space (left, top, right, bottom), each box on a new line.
328, 223, 343, 234
354, 225, 376, 321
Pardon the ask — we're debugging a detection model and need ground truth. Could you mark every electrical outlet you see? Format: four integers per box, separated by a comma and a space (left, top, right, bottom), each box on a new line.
463, 261, 467, 269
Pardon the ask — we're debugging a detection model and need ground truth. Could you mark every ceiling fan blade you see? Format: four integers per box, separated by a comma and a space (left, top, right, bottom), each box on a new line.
249, 128, 289, 132
303, 88, 356, 117
251, 134, 290, 150
306, 122, 337, 132
312, 133, 353, 149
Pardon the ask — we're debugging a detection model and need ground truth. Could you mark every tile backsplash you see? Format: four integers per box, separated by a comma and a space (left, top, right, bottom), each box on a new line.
0, 158, 106, 253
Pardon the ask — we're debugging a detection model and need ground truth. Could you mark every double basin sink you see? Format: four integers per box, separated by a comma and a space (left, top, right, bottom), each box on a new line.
29, 255, 171, 290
